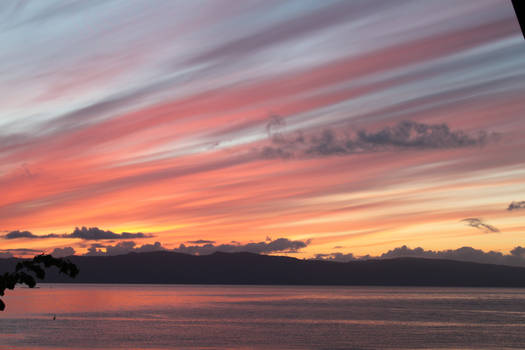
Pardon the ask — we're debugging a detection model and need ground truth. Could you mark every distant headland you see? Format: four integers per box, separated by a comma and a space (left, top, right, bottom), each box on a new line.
2, 251, 525, 287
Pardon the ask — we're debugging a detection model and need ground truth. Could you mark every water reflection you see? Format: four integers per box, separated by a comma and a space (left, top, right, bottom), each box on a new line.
2, 284, 525, 349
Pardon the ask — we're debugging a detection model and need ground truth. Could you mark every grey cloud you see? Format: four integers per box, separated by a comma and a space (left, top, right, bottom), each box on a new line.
105, 241, 137, 256
51, 246, 75, 258
265, 115, 285, 138
84, 247, 105, 257
461, 218, 499, 233
510, 246, 525, 257
134, 242, 164, 253
174, 237, 310, 255
378, 245, 525, 267
507, 201, 525, 211
84, 241, 165, 257
260, 120, 496, 159
356, 121, 491, 149
314, 245, 525, 267
2, 227, 152, 241
314, 252, 356, 262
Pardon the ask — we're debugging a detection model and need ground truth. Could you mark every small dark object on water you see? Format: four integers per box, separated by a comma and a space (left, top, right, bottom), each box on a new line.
53, 314, 56, 320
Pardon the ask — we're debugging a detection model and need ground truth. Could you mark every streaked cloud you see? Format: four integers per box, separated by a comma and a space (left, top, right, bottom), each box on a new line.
0, 248, 43, 257
461, 218, 499, 233
0, 0, 523, 256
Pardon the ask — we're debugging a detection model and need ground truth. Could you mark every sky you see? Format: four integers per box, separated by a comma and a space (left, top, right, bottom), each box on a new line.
1, 0, 524, 260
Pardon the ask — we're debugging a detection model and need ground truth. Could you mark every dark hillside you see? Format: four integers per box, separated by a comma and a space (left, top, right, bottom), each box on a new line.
2, 251, 525, 287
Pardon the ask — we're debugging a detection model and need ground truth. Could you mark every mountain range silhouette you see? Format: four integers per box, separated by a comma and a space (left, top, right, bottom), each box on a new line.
2, 251, 525, 287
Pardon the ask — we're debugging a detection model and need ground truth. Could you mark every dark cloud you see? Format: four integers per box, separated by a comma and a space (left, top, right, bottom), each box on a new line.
51, 247, 75, 258
260, 120, 496, 159
5, 230, 37, 239
2, 226, 152, 241
65, 226, 152, 240
84, 241, 165, 256
186, 240, 216, 244
3, 230, 59, 239
89, 243, 106, 248
314, 245, 525, 267
174, 237, 310, 255
3, 230, 63, 239
507, 201, 525, 211
85, 238, 307, 257
461, 218, 499, 233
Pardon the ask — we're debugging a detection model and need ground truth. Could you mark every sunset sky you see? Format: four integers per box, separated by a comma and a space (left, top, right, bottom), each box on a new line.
1, 0, 524, 259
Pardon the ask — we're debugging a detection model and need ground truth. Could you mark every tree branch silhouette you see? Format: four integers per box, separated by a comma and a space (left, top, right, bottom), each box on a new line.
0, 254, 79, 311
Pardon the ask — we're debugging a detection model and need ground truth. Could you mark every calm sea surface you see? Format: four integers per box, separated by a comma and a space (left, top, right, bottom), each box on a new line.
1, 284, 525, 349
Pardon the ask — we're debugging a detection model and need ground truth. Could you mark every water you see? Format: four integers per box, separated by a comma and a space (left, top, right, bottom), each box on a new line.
1, 284, 525, 349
